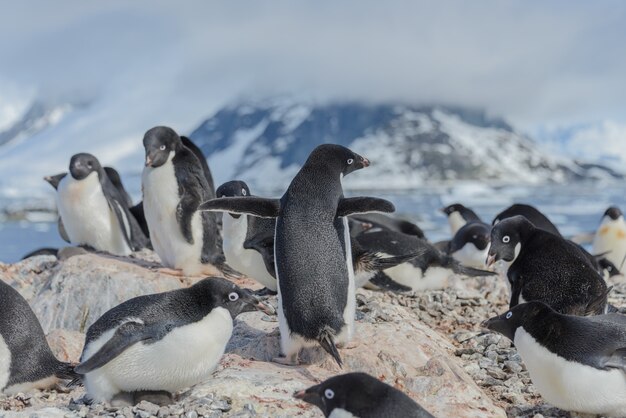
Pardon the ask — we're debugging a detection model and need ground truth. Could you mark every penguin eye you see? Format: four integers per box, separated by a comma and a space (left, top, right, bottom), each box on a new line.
506, 311, 513, 319
242, 189, 247, 196
87, 162, 93, 169
324, 388, 335, 399
502, 236, 510, 243
347, 158, 354, 165
228, 292, 239, 302
159, 145, 166, 151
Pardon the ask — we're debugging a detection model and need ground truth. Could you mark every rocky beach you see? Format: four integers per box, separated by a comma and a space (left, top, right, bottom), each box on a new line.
1, 250, 622, 418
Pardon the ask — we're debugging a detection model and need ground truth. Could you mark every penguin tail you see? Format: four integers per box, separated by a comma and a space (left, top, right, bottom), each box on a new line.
445, 256, 495, 277
318, 328, 343, 368
55, 362, 82, 386
220, 263, 246, 280
356, 250, 423, 273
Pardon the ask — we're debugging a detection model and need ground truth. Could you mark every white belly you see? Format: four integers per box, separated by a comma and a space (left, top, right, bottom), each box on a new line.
452, 243, 488, 269
57, 173, 131, 255
0, 335, 10, 392
515, 328, 626, 416
142, 153, 204, 273
338, 216, 356, 344
593, 218, 626, 270
222, 214, 277, 291
448, 212, 467, 235
329, 408, 357, 418
82, 308, 233, 402
383, 260, 451, 291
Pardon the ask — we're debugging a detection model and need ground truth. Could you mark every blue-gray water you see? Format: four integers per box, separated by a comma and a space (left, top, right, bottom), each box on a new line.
1, 184, 625, 263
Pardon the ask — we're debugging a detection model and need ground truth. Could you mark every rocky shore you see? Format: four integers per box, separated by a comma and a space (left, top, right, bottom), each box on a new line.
1, 250, 620, 418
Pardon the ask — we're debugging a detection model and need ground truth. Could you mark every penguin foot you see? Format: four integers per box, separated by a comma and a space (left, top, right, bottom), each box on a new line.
154, 267, 185, 277
254, 287, 278, 297
271, 355, 299, 366
134, 390, 173, 406
110, 392, 135, 407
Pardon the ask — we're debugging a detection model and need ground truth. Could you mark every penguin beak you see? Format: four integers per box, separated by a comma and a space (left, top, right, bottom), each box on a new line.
486, 254, 497, 268
361, 157, 370, 167
145, 155, 153, 167
480, 314, 514, 341
243, 296, 275, 315
294, 388, 324, 410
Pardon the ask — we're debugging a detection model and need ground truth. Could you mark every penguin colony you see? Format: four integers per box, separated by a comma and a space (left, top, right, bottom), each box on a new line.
1, 126, 626, 417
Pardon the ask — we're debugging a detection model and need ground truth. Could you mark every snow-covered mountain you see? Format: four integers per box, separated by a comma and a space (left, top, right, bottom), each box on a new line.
190, 98, 623, 192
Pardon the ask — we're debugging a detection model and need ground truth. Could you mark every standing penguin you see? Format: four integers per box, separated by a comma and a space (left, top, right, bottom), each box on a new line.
487, 216, 609, 315
446, 222, 491, 269
483, 302, 626, 416
141, 126, 223, 276
294, 372, 434, 418
1, 280, 77, 394
216, 180, 277, 294
441, 203, 482, 235
75, 277, 271, 405
201, 144, 394, 367
592, 206, 626, 272
54, 153, 148, 255
355, 230, 494, 292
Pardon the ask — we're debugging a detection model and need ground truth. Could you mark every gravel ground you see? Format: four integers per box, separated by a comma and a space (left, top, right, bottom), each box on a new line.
3, 272, 624, 417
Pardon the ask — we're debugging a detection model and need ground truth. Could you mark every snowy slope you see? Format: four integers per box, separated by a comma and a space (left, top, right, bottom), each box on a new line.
190, 98, 622, 192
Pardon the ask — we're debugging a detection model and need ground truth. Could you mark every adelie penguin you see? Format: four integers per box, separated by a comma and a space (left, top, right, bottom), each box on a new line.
441, 203, 482, 235
1, 280, 77, 394
487, 215, 609, 315
216, 180, 277, 294
201, 144, 395, 367
141, 126, 224, 277
355, 230, 494, 292
294, 372, 434, 418
75, 277, 271, 405
52, 153, 149, 255
592, 206, 626, 273
447, 221, 491, 269
484, 302, 626, 416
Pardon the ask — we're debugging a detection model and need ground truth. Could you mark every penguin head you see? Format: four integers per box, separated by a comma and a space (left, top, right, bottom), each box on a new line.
449, 222, 491, 253
598, 257, 621, 277
441, 203, 466, 217
307, 144, 370, 176
603, 206, 623, 221
487, 215, 533, 267
69, 153, 102, 180
294, 372, 384, 417
202, 277, 273, 319
143, 126, 182, 168
216, 180, 251, 198
482, 301, 552, 341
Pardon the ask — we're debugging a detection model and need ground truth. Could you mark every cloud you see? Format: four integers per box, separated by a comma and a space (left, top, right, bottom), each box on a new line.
0, 0, 625, 130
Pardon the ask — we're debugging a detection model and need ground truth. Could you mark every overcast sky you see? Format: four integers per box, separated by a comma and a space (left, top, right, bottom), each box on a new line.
1, 0, 625, 132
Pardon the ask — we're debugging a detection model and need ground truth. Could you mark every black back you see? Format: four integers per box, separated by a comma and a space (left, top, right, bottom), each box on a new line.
300, 372, 434, 418
181, 136, 215, 196
103, 167, 133, 207
276, 144, 365, 338
494, 217, 608, 315
0, 280, 63, 387
493, 204, 560, 236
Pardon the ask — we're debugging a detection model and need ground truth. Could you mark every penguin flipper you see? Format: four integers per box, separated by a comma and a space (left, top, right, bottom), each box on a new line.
75, 321, 155, 374
337, 197, 395, 217
176, 193, 200, 244
199, 197, 280, 218
244, 236, 277, 278
104, 167, 133, 207
354, 251, 421, 273
370, 272, 412, 293
58, 217, 70, 243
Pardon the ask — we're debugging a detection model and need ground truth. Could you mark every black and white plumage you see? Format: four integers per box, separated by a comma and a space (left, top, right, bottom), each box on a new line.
492, 203, 560, 236
484, 302, 626, 416
441, 203, 481, 235
141, 126, 223, 276
487, 216, 609, 315
216, 181, 277, 293
0, 280, 77, 394
75, 277, 271, 404
294, 372, 434, 418
53, 153, 148, 255
200, 144, 394, 367
592, 206, 626, 273
355, 230, 494, 292
446, 222, 491, 269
